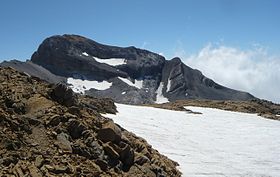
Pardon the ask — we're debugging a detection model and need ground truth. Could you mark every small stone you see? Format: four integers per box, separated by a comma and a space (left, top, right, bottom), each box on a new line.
135, 154, 149, 165
4, 139, 21, 150
28, 164, 42, 177
95, 159, 108, 171
56, 132, 72, 153
46, 114, 61, 127
119, 144, 134, 170
44, 164, 54, 171
14, 165, 24, 177
97, 121, 122, 143
103, 143, 120, 159
68, 106, 80, 115
62, 113, 76, 122
53, 165, 69, 174
67, 119, 86, 139
35, 155, 44, 168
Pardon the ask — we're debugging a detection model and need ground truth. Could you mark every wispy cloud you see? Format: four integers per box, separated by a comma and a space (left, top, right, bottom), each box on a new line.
141, 41, 149, 49
177, 44, 280, 103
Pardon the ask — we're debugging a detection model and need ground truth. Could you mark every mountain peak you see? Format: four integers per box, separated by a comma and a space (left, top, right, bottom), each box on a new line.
3, 34, 255, 104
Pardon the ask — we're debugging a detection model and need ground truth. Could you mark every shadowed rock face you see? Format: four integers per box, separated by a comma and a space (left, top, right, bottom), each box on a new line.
31, 35, 165, 81
162, 57, 254, 101
2, 34, 254, 104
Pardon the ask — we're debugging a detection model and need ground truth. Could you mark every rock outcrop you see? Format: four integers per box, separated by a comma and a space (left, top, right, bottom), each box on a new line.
0, 67, 181, 176
1, 34, 255, 104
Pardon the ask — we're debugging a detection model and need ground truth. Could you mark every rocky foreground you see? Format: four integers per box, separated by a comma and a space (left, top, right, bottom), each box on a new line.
0, 67, 181, 177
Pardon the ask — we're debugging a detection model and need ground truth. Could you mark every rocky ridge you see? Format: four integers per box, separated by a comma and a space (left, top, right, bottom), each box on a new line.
1, 34, 255, 104
0, 67, 181, 176
149, 99, 280, 120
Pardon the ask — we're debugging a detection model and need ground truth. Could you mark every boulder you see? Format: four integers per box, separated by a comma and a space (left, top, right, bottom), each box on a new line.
103, 143, 120, 159
95, 159, 108, 171
46, 114, 61, 127
97, 121, 122, 143
56, 132, 72, 153
134, 153, 150, 165
35, 155, 45, 168
67, 119, 86, 139
49, 83, 77, 107
72, 139, 104, 159
119, 143, 134, 170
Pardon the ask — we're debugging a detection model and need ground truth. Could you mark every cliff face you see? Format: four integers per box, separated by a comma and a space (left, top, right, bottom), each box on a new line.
2, 34, 254, 104
0, 67, 181, 176
31, 34, 165, 81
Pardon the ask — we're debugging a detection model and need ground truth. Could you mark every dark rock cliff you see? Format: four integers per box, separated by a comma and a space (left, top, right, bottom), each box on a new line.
1, 34, 255, 104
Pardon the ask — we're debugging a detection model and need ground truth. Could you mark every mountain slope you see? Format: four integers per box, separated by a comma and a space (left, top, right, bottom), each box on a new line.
1, 34, 255, 104
0, 67, 181, 176
105, 104, 280, 176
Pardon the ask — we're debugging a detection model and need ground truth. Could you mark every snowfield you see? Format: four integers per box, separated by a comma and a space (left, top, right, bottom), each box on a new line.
118, 77, 143, 89
93, 56, 127, 66
81, 52, 127, 66
67, 78, 112, 94
166, 77, 172, 92
105, 104, 280, 177
155, 82, 169, 103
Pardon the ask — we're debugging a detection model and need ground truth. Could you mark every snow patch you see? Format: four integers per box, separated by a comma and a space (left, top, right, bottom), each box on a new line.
118, 77, 143, 89
156, 82, 169, 103
166, 78, 171, 92
105, 104, 280, 177
82, 52, 89, 56
81, 52, 127, 66
93, 56, 126, 66
67, 78, 112, 94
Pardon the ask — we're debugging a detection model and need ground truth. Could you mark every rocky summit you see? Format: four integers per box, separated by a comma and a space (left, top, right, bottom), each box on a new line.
1, 34, 254, 104
0, 67, 181, 176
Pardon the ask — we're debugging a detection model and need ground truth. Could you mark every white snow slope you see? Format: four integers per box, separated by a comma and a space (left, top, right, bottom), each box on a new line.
118, 77, 143, 89
93, 56, 126, 66
156, 82, 169, 103
82, 52, 127, 66
67, 78, 112, 94
105, 104, 280, 177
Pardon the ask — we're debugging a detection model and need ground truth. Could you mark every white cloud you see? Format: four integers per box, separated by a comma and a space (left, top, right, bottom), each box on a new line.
141, 41, 149, 49
179, 44, 280, 103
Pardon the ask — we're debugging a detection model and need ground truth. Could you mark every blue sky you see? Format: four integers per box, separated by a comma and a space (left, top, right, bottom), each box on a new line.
0, 0, 280, 102
0, 0, 279, 60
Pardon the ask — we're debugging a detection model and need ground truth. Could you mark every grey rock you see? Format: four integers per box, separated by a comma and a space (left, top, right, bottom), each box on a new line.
1, 34, 255, 104
56, 132, 72, 153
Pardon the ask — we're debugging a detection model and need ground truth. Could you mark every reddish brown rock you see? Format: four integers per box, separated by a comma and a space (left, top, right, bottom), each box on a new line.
97, 121, 122, 143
